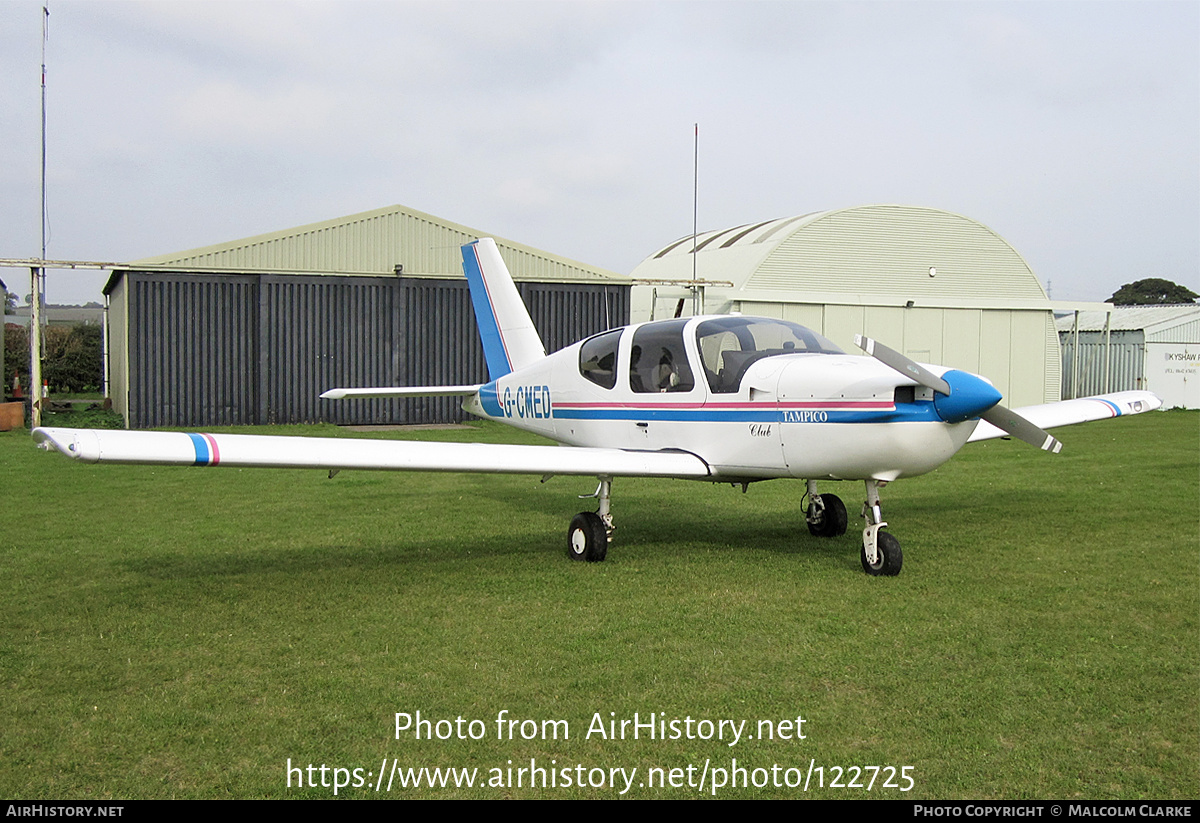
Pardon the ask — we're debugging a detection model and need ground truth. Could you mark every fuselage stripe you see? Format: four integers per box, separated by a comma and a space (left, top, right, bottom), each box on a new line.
547, 404, 943, 424
553, 401, 893, 410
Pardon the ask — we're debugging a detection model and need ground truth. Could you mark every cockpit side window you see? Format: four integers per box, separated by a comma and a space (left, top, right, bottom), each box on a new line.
579, 329, 622, 390
696, 317, 843, 393
630, 319, 695, 393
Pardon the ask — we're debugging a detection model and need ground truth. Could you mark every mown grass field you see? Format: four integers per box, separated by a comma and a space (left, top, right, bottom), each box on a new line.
1, 411, 1196, 799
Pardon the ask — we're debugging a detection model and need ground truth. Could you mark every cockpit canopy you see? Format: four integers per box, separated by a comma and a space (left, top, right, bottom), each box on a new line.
696, 317, 843, 393
579, 316, 844, 395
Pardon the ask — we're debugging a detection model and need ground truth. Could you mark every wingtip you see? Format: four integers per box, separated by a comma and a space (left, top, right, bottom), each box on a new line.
31, 426, 82, 458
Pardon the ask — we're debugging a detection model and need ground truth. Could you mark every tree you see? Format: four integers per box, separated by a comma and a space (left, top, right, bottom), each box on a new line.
1108, 278, 1198, 305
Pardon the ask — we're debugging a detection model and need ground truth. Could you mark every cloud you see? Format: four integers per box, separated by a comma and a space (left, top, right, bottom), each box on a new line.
963, 7, 1182, 110
171, 81, 337, 146
0, 0, 1194, 302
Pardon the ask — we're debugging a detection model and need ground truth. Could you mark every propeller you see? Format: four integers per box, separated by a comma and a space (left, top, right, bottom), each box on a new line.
854, 334, 1063, 453
977, 404, 1063, 453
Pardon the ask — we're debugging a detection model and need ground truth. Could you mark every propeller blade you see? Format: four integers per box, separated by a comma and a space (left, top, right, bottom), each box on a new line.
855, 334, 1059, 453
980, 405, 1063, 453
854, 334, 951, 395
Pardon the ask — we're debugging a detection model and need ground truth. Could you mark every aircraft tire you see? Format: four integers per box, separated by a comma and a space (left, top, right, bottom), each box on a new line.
807, 494, 848, 537
568, 512, 608, 562
861, 531, 902, 576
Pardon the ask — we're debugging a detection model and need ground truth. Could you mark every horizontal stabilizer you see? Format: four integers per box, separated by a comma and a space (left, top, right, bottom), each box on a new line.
320, 385, 482, 400
967, 391, 1162, 443
33, 427, 711, 478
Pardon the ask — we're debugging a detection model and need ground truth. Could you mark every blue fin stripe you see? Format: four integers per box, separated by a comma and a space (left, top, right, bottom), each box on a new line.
461, 243, 512, 380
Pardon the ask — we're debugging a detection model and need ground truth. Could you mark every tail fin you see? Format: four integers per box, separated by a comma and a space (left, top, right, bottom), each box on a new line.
461, 238, 546, 380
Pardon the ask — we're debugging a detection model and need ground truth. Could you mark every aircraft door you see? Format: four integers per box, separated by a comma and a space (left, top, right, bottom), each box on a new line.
695, 318, 787, 476
625, 319, 707, 450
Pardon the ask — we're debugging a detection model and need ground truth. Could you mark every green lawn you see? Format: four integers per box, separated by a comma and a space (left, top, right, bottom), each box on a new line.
1, 411, 1196, 799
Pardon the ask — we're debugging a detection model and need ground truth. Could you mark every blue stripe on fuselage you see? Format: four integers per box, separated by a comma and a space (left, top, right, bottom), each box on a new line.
478, 382, 504, 416
552, 403, 945, 424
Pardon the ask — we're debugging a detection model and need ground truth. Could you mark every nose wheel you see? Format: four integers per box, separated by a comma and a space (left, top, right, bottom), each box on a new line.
861, 527, 902, 575
860, 479, 902, 576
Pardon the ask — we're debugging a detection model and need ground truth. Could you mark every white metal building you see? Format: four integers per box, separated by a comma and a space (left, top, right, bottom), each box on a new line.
631, 205, 1061, 407
1057, 304, 1200, 409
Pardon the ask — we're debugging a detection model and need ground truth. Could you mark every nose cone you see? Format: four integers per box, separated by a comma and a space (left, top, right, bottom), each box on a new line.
932, 370, 1003, 423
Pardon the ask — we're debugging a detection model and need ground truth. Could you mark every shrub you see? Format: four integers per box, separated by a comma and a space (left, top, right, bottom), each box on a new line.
42, 324, 103, 394
5, 323, 103, 395
4, 324, 28, 396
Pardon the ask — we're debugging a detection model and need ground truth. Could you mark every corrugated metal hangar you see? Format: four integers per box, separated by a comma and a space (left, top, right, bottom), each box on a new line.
631, 205, 1060, 407
105, 205, 629, 427
105, 201, 1064, 428
1058, 304, 1199, 409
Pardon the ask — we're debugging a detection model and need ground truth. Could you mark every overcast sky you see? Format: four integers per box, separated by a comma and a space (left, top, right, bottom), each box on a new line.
1, 1, 1196, 305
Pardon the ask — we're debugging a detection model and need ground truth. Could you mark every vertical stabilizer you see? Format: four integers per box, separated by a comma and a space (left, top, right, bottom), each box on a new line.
461, 238, 547, 380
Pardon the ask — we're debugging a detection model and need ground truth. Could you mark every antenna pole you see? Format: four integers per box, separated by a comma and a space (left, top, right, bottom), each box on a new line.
41, 4, 48, 265
691, 123, 699, 315
31, 3, 49, 427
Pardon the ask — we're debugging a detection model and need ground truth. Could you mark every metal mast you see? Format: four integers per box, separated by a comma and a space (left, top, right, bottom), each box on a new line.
30, 3, 49, 427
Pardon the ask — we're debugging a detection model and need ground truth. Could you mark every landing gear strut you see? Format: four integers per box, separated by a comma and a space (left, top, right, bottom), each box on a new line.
568, 475, 612, 562
860, 479, 902, 576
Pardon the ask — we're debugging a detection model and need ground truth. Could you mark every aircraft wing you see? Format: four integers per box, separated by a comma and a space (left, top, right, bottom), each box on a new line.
967, 391, 1163, 443
31, 427, 711, 478
319, 385, 482, 400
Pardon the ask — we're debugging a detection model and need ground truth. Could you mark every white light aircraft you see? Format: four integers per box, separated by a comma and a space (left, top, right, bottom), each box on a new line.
34, 238, 1161, 575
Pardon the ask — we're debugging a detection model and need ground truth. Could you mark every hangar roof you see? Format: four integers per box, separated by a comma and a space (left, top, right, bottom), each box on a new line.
633, 205, 1051, 309
128, 203, 625, 284
1055, 304, 1200, 343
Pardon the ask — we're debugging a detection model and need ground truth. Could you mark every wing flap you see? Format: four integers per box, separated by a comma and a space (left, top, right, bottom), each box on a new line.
967, 391, 1162, 443
32, 427, 711, 478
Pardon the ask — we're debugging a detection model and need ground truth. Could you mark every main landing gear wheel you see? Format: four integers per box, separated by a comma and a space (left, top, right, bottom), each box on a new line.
568, 512, 608, 562
861, 530, 902, 576
806, 493, 848, 538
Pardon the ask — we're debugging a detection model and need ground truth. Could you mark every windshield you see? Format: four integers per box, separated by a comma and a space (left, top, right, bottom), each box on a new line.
696, 317, 844, 393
